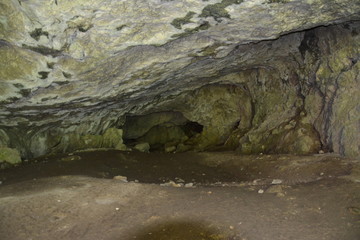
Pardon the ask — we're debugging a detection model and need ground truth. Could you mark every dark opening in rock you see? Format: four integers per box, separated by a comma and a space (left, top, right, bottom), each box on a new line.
182, 121, 204, 137
29, 28, 49, 41
38, 71, 49, 79
123, 111, 203, 152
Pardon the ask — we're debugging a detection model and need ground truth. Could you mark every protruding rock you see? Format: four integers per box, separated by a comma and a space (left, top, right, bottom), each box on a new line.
134, 143, 150, 153
0, 147, 21, 165
113, 175, 128, 183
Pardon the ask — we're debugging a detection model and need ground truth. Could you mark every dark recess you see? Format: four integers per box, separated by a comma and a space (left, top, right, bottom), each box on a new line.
38, 71, 49, 79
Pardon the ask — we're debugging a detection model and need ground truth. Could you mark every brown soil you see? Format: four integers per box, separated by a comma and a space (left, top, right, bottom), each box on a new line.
0, 151, 359, 240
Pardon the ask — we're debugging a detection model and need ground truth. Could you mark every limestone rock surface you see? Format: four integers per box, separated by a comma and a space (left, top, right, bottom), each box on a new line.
0, 147, 21, 166
0, 0, 359, 158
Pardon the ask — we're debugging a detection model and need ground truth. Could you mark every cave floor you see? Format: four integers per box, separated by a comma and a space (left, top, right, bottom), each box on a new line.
0, 151, 360, 240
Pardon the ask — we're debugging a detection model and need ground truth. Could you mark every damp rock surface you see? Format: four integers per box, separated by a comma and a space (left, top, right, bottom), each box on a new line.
0, 150, 356, 186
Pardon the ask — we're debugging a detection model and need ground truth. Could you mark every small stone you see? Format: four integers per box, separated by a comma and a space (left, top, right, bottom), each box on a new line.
252, 179, 261, 184
0, 181, 2, 185
175, 177, 185, 183
134, 180, 139, 183
229, 226, 234, 230
319, 150, 325, 154
113, 175, 128, 182
185, 183, 194, 188
165, 145, 176, 153
115, 143, 127, 151
271, 179, 283, 185
57, 200, 61, 202
266, 185, 284, 195
115, 207, 120, 211
60, 155, 81, 162
134, 143, 150, 153
258, 189, 264, 194
160, 181, 181, 187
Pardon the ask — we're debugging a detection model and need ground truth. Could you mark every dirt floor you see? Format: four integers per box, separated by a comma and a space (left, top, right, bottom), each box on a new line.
0, 150, 360, 240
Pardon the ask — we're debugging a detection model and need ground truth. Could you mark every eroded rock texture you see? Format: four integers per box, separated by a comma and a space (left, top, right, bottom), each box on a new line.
0, 0, 359, 159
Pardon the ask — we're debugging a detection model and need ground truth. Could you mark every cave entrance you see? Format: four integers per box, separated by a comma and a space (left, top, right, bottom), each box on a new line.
123, 111, 203, 152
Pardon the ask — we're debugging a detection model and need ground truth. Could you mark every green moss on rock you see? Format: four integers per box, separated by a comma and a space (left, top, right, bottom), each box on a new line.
0, 130, 9, 147
171, 11, 196, 29
103, 128, 126, 150
200, 0, 243, 22
0, 147, 21, 165
50, 128, 126, 154
238, 122, 321, 155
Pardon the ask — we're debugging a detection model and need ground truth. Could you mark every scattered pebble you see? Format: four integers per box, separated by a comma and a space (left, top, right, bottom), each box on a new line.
134, 180, 139, 183
185, 183, 194, 188
0, 181, 2, 185
165, 146, 176, 153
319, 150, 324, 154
258, 189, 264, 194
266, 185, 286, 197
252, 179, 261, 184
115, 207, 120, 211
229, 225, 234, 230
160, 181, 182, 187
175, 177, 185, 183
60, 155, 81, 162
271, 179, 283, 185
57, 200, 61, 202
113, 175, 128, 182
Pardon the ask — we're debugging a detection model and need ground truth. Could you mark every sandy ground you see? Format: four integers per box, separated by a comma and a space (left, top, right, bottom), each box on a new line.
0, 151, 359, 240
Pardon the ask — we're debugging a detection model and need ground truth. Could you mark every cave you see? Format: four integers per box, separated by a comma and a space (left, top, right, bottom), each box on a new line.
123, 111, 204, 152
0, 0, 360, 239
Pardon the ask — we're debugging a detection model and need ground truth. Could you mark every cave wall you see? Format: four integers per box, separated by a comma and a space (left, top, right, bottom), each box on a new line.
0, 22, 359, 160
0, 0, 359, 161
147, 23, 359, 156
